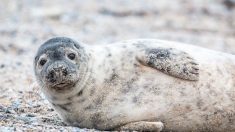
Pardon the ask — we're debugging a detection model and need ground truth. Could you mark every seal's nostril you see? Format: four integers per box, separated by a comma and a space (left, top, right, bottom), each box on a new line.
63, 69, 68, 76
48, 70, 56, 83
49, 71, 55, 78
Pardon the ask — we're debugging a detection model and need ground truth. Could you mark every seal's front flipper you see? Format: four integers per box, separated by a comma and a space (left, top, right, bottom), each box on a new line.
137, 48, 199, 81
115, 121, 164, 132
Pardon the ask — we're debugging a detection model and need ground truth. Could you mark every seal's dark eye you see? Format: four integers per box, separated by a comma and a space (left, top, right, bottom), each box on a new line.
39, 59, 47, 66
68, 53, 76, 60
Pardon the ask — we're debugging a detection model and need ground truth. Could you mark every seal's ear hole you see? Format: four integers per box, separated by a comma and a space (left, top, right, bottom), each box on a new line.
39, 59, 47, 66
67, 53, 76, 60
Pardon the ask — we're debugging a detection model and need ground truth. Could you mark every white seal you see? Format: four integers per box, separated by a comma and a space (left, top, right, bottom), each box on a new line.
34, 37, 235, 131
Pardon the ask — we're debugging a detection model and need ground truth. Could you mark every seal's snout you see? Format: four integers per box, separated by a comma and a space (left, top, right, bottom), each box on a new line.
46, 62, 69, 84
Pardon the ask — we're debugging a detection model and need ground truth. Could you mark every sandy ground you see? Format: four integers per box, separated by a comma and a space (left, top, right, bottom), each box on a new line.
0, 0, 235, 131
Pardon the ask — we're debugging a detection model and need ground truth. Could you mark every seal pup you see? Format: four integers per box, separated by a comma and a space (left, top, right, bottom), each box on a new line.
34, 37, 235, 131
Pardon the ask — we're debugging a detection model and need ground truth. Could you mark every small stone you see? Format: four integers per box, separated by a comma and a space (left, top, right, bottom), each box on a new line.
223, 0, 235, 9
26, 113, 36, 117
5, 109, 15, 114
31, 7, 64, 19
0, 64, 5, 68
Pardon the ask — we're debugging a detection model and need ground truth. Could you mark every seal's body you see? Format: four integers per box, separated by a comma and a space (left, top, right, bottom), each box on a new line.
34, 37, 235, 131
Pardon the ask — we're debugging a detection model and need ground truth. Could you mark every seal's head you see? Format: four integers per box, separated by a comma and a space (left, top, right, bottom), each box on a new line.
34, 37, 86, 91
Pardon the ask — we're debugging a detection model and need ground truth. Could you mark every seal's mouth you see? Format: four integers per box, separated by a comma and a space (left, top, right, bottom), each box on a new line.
51, 82, 75, 91
55, 83, 69, 88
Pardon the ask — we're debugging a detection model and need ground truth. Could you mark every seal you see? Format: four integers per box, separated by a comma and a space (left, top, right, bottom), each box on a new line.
34, 37, 235, 131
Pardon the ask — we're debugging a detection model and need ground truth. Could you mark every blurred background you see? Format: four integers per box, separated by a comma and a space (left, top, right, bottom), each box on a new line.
0, 0, 234, 131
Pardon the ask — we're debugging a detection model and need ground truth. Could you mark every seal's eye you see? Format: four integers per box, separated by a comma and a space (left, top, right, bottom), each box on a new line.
68, 53, 76, 60
39, 59, 47, 66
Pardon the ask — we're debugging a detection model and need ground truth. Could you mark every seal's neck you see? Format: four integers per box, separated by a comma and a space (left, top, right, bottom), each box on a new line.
73, 44, 93, 94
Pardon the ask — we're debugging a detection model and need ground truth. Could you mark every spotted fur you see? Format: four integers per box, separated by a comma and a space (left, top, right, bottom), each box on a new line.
34, 37, 235, 131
